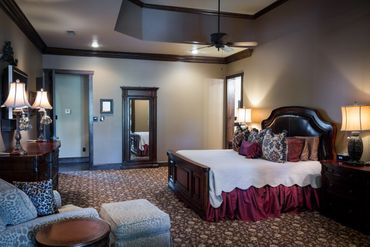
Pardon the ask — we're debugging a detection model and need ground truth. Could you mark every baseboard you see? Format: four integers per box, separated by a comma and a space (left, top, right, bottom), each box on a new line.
90, 161, 168, 170
59, 157, 89, 164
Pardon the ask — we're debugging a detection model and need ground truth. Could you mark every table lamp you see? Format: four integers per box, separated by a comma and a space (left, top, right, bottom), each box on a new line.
31, 89, 52, 141
1, 79, 31, 154
341, 105, 370, 163
236, 108, 252, 130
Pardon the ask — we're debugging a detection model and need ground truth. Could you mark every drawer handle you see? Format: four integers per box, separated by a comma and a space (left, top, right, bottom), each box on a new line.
348, 189, 353, 194
347, 209, 353, 215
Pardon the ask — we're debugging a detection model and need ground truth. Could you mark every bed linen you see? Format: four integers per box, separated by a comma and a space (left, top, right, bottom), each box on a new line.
176, 149, 321, 208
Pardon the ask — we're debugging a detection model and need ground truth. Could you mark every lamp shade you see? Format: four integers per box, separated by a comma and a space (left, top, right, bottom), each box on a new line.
341, 105, 370, 131
237, 108, 252, 123
32, 89, 52, 109
1, 80, 31, 109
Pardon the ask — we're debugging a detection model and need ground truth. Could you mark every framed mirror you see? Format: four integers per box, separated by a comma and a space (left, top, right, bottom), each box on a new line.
121, 87, 158, 168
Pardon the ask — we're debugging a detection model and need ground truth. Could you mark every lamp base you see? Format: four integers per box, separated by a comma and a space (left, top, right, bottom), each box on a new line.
347, 132, 363, 162
12, 110, 27, 155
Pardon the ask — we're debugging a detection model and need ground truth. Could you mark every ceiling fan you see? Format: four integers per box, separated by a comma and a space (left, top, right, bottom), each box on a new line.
191, 0, 257, 54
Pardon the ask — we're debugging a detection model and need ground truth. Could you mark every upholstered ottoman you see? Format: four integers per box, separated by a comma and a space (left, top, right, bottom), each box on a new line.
100, 199, 171, 247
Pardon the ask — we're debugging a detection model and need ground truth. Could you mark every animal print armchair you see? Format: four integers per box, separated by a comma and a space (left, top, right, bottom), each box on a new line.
0, 179, 99, 246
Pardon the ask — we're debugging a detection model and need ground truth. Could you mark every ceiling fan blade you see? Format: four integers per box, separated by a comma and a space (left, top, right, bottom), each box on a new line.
193, 45, 214, 51
227, 41, 258, 48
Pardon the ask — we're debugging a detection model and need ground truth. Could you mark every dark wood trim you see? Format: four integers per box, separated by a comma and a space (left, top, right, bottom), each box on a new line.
121, 87, 159, 168
253, 0, 289, 19
128, 0, 287, 19
45, 69, 94, 76
59, 157, 89, 164
44, 47, 226, 64
128, 0, 254, 19
224, 72, 244, 148
0, 0, 46, 52
225, 49, 253, 64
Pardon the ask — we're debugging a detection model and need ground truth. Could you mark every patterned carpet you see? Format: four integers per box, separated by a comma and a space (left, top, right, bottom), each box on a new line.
59, 167, 370, 247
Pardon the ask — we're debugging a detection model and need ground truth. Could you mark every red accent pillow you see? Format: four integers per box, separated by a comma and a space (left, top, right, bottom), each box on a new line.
239, 140, 262, 158
286, 137, 305, 162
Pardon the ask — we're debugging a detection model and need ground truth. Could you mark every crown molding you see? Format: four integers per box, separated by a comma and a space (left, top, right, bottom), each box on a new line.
0, 0, 46, 52
128, 0, 288, 20
44, 47, 253, 64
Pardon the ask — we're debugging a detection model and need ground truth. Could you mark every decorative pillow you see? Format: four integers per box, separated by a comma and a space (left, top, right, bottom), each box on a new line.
232, 128, 250, 152
295, 136, 320, 161
300, 139, 309, 161
248, 128, 270, 146
0, 178, 37, 225
239, 140, 262, 158
14, 180, 58, 217
262, 129, 287, 163
286, 137, 305, 162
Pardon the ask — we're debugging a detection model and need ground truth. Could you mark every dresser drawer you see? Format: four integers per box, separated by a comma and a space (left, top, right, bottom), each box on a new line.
322, 165, 365, 186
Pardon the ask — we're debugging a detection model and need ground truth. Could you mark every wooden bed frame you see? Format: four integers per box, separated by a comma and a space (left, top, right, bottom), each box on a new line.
167, 106, 337, 219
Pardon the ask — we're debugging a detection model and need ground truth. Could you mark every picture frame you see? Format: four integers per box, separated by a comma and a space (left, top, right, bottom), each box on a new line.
100, 99, 113, 114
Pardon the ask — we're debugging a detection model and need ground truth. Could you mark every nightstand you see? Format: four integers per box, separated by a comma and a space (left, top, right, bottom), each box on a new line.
320, 160, 370, 234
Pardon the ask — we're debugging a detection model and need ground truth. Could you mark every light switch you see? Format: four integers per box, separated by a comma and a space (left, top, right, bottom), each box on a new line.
65, 108, 71, 114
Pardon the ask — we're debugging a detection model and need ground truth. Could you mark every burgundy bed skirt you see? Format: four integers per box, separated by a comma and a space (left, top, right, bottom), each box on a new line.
206, 185, 320, 222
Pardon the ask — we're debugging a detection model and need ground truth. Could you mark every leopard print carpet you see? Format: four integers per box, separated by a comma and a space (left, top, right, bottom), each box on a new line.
59, 167, 370, 247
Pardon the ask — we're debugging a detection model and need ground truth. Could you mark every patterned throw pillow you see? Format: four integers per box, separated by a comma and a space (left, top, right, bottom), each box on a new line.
0, 179, 37, 225
232, 128, 250, 152
262, 129, 288, 163
14, 180, 58, 217
248, 128, 270, 146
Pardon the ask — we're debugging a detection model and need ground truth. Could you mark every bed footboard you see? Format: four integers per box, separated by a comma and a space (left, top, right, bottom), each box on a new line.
167, 150, 210, 219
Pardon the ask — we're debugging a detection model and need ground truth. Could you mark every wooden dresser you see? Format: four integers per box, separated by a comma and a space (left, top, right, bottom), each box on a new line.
0, 141, 60, 189
321, 160, 370, 234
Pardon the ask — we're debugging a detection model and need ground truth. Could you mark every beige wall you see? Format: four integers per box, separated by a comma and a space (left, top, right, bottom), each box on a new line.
43, 55, 225, 164
227, 0, 370, 161
0, 8, 42, 151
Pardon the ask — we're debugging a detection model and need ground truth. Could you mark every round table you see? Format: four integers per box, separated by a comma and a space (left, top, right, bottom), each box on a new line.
35, 218, 110, 247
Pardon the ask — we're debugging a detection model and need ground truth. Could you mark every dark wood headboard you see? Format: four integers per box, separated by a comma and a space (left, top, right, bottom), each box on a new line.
261, 106, 336, 160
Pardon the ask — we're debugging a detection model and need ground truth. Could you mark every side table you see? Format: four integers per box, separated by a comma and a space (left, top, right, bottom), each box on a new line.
36, 218, 110, 247
320, 160, 370, 234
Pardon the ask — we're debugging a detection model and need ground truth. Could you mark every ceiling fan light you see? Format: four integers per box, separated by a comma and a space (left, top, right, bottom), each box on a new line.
191, 49, 199, 55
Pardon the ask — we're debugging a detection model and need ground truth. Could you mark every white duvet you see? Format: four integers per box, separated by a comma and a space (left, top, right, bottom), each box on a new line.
177, 149, 321, 208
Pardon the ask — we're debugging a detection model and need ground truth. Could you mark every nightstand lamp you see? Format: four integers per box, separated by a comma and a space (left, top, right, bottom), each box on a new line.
32, 89, 53, 141
1, 79, 31, 154
236, 108, 252, 130
341, 105, 370, 163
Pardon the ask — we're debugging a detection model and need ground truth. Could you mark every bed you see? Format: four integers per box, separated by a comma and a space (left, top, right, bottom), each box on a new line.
167, 106, 336, 221
130, 132, 149, 157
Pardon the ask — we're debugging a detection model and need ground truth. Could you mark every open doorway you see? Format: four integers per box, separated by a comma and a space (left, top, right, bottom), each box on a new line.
43, 69, 94, 168
224, 72, 243, 148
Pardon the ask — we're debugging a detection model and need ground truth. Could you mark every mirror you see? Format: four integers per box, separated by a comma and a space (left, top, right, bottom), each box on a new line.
121, 87, 158, 168
129, 99, 150, 161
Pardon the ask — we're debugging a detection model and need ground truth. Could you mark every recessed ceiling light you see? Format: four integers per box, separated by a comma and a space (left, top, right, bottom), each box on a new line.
91, 40, 100, 48
66, 30, 76, 37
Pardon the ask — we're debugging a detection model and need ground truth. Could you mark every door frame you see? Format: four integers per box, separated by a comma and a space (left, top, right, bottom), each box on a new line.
50, 69, 94, 169
224, 72, 244, 148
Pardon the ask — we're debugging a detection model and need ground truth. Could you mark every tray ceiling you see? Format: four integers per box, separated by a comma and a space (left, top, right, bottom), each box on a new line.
14, 0, 279, 58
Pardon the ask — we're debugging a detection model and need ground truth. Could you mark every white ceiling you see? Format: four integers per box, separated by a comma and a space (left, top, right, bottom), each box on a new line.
15, 0, 277, 57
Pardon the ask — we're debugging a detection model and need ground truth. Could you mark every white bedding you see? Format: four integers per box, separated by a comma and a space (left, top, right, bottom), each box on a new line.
176, 149, 321, 208
134, 132, 149, 151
